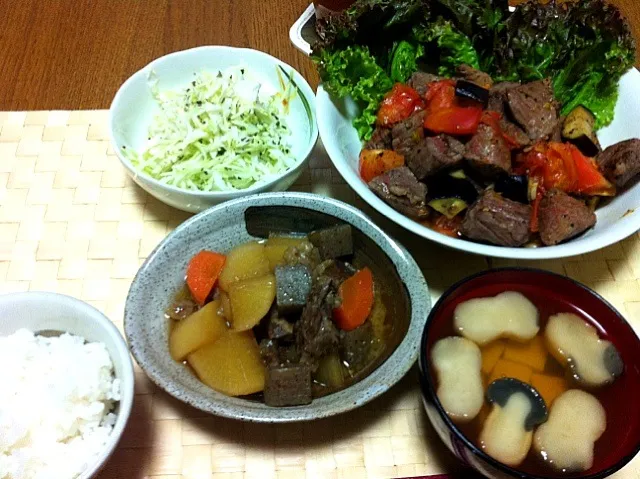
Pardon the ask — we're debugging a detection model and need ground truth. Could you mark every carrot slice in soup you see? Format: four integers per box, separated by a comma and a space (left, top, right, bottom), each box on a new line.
186, 250, 226, 305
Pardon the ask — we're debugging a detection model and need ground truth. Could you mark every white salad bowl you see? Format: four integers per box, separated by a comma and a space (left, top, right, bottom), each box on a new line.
317, 69, 640, 260
109, 46, 318, 213
0, 292, 135, 478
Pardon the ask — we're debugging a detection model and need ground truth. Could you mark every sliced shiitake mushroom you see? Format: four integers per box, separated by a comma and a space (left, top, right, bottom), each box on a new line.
534, 389, 606, 472
431, 336, 484, 423
454, 291, 540, 346
480, 378, 548, 467
545, 313, 623, 387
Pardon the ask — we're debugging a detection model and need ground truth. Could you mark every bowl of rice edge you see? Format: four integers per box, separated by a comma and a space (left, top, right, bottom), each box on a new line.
109, 45, 318, 213
0, 292, 135, 479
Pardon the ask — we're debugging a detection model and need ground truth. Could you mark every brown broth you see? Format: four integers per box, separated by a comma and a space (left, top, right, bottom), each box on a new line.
430, 286, 622, 477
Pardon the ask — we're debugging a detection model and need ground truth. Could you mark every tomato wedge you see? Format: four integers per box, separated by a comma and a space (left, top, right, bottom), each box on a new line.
424, 106, 483, 136
359, 149, 405, 183
377, 83, 425, 127
333, 268, 374, 332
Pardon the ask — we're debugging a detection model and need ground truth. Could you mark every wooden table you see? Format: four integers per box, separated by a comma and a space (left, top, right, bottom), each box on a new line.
0, 0, 639, 110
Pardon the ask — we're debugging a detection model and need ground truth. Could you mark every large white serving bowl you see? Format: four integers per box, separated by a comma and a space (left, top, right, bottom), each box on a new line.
317, 69, 640, 260
0, 292, 135, 478
109, 46, 318, 213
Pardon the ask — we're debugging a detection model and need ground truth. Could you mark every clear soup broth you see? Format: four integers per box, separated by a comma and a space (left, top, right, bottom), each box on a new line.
425, 271, 640, 478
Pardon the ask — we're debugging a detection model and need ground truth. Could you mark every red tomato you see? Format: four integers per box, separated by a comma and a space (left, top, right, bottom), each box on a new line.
423, 106, 483, 135
425, 80, 456, 112
376, 83, 425, 127
571, 147, 616, 196
359, 149, 405, 183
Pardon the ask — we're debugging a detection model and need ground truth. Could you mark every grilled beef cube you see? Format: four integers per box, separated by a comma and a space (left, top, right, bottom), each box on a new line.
391, 111, 425, 157
369, 167, 429, 220
464, 124, 511, 176
408, 71, 440, 96
461, 190, 532, 247
308, 224, 353, 260
264, 364, 312, 407
407, 134, 465, 180
457, 64, 493, 89
506, 79, 559, 141
365, 127, 392, 150
275, 264, 312, 315
488, 82, 520, 115
538, 189, 596, 246
296, 276, 340, 362
500, 118, 530, 148
597, 139, 640, 188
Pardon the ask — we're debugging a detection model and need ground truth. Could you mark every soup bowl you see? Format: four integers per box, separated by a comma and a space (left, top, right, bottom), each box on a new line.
418, 268, 640, 479
125, 192, 430, 422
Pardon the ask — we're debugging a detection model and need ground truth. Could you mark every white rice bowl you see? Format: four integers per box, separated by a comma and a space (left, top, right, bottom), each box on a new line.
0, 329, 120, 479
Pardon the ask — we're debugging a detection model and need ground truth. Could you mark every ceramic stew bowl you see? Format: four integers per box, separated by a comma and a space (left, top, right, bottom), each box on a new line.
418, 268, 640, 479
125, 192, 431, 422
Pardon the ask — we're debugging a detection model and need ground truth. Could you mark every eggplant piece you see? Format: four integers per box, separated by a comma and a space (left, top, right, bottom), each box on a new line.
455, 80, 489, 108
562, 106, 601, 157
427, 173, 479, 204
428, 198, 468, 218
495, 175, 529, 204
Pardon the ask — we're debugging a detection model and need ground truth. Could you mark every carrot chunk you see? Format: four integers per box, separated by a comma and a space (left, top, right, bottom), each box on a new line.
333, 268, 374, 331
503, 336, 547, 372
481, 340, 506, 375
186, 250, 226, 305
531, 373, 569, 406
488, 358, 534, 385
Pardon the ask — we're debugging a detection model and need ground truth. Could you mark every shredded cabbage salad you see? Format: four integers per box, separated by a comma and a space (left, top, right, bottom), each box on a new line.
124, 66, 295, 191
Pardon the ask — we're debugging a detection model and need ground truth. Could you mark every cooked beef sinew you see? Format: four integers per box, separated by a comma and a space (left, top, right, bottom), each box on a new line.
461, 190, 532, 247
597, 139, 640, 188
407, 134, 465, 180
369, 167, 429, 219
506, 79, 559, 141
538, 189, 596, 246
464, 124, 511, 176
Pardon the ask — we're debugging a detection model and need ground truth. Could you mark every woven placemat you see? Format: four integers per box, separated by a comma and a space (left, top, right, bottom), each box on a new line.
1, 110, 638, 479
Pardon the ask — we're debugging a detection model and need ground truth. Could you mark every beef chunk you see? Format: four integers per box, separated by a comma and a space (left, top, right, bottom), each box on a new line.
267, 309, 295, 341
364, 127, 392, 150
538, 189, 596, 246
408, 71, 440, 96
309, 224, 353, 260
391, 111, 425, 157
597, 139, 640, 188
260, 338, 280, 367
406, 134, 465, 180
506, 79, 559, 141
500, 118, 530, 148
264, 364, 312, 407
313, 259, 356, 284
369, 167, 429, 220
296, 276, 340, 362
488, 82, 520, 115
284, 241, 322, 270
166, 298, 197, 321
340, 321, 374, 372
457, 64, 493, 88
464, 124, 511, 176
275, 264, 312, 315
461, 190, 531, 247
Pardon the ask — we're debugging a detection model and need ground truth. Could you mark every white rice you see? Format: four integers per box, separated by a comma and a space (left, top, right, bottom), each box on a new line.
0, 329, 120, 479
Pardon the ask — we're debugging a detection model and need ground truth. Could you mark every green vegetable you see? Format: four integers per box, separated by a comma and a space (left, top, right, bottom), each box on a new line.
316, 45, 393, 140
414, 19, 480, 76
390, 41, 425, 83
124, 67, 295, 191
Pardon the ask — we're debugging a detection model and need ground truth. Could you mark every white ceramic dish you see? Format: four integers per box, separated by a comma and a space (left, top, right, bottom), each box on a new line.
316, 69, 640, 260
0, 292, 135, 478
109, 46, 318, 213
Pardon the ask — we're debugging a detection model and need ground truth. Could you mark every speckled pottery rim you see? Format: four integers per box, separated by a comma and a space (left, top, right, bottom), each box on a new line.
125, 192, 431, 422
